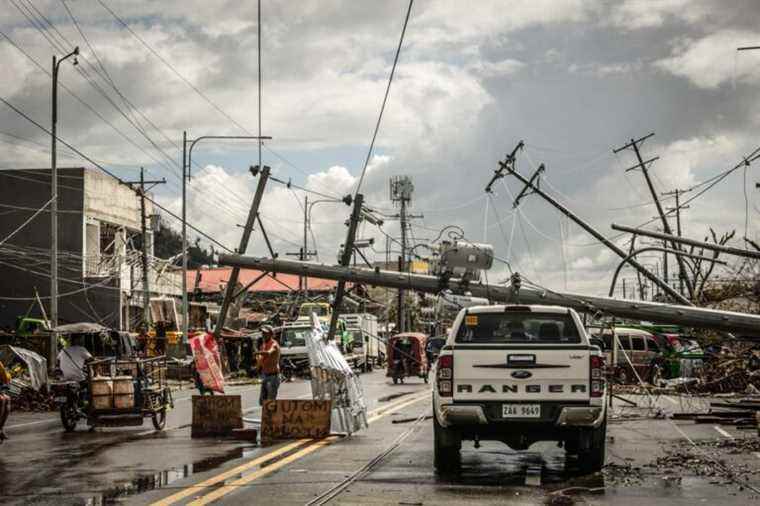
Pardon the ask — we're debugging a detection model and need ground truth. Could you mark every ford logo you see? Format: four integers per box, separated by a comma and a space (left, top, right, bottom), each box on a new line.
511, 370, 532, 379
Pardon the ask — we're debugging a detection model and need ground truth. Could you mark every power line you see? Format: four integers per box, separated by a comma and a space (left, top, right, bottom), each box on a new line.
354, 0, 414, 196
0, 93, 233, 252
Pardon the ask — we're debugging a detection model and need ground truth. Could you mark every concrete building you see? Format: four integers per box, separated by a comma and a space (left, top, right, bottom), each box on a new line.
0, 167, 181, 330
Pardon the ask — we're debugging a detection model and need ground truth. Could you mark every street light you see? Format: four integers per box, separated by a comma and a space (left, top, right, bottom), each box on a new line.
50, 46, 78, 370
180, 133, 271, 344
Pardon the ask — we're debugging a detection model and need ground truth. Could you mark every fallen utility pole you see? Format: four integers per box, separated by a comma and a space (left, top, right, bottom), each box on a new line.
611, 224, 760, 260
327, 193, 364, 342
214, 165, 270, 339
494, 155, 692, 305
614, 133, 694, 298
125, 168, 166, 326
216, 255, 760, 335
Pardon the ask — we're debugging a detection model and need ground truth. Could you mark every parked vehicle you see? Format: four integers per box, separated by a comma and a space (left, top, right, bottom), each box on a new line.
51, 356, 173, 432
278, 324, 311, 375
342, 313, 382, 372
433, 305, 607, 474
386, 332, 429, 384
596, 327, 705, 384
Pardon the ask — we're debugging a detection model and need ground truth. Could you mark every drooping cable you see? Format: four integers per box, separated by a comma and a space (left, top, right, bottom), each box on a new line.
353, 0, 414, 197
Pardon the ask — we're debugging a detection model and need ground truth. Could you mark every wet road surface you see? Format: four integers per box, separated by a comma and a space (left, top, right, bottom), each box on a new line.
4, 372, 760, 505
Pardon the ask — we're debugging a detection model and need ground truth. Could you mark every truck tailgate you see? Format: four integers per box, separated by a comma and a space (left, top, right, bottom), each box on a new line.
453, 346, 590, 402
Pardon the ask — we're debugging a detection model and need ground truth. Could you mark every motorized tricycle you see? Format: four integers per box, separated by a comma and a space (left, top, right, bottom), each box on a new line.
52, 356, 173, 432
386, 332, 429, 384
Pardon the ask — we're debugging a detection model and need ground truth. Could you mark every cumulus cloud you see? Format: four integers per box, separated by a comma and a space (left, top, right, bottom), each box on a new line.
2, 0, 759, 298
655, 30, 760, 89
608, 0, 711, 30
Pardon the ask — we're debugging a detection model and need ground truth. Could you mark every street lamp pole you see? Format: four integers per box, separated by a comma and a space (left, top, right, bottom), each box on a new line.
50, 46, 78, 369
180, 134, 271, 343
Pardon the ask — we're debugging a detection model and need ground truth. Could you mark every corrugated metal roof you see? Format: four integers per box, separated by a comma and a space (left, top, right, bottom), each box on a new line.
187, 267, 338, 294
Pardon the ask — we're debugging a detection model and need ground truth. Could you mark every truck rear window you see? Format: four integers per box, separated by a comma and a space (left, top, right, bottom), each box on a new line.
455, 312, 581, 344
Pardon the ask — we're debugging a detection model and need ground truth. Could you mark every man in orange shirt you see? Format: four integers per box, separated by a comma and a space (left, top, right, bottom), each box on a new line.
0, 359, 11, 442
254, 326, 281, 405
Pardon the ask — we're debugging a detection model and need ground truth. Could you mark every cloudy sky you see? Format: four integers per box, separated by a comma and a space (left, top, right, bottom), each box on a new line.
2, 0, 760, 296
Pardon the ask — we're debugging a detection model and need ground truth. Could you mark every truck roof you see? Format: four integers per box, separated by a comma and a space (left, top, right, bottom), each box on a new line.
462, 304, 573, 315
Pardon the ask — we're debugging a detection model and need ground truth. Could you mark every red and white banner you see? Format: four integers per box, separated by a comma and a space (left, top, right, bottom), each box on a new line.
189, 332, 225, 394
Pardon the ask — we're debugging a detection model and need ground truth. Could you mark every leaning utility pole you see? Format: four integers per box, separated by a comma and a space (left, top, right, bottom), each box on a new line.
613, 133, 694, 298
50, 46, 78, 370
214, 165, 270, 338
125, 168, 165, 326
493, 153, 692, 306
327, 193, 365, 342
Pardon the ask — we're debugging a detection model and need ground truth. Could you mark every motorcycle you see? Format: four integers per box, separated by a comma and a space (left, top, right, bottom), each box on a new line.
50, 380, 89, 432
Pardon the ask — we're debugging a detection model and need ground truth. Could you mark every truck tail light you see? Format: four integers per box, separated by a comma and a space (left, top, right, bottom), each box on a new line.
590, 355, 604, 398
437, 354, 453, 397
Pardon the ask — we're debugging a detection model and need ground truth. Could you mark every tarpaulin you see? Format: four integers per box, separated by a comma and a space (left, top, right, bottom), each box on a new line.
0, 345, 48, 391
189, 332, 225, 394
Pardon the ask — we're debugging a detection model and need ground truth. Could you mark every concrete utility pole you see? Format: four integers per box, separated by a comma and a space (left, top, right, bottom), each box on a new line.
327, 193, 364, 343
181, 134, 271, 341
398, 194, 407, 332
214, 166, 270, 338
611, 223, 760, 260
286, 196, 317, 297
218, 255, 760, 335
613, 133, 694, 298
493, 154, 692, 306
663, 188, 690, 295
50, 46, 78, 369
388, 176, 422, 332
125, 168, 165, 326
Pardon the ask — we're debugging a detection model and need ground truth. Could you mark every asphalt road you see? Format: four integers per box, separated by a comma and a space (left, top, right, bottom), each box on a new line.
3, 372, 760, 505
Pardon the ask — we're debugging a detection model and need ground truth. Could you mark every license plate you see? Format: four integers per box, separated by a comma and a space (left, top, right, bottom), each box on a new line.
502, 404, 541, 418
54, 396, 67, 403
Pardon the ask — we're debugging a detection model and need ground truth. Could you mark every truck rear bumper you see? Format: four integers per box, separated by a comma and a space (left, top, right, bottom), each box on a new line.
436, 401, 605, 428
555, 406, 605, 428
439, 404, 489, 425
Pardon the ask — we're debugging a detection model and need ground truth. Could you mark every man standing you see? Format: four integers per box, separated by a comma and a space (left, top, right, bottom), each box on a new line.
255, 325, 280, 405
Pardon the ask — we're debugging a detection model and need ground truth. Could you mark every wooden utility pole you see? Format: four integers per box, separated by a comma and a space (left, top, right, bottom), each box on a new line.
214, 165, 270, 338
327, 193, 364, 342
125, 168, 165, 326
613, 133, 694, 298
494, 153, 692, 306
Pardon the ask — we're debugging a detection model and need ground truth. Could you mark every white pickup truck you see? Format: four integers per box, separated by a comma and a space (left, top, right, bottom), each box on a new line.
433, 304, 607, 473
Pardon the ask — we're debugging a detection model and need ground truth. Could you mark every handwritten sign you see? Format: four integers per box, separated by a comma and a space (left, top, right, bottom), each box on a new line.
191, 395, 243, 437
261, 399, 331, 444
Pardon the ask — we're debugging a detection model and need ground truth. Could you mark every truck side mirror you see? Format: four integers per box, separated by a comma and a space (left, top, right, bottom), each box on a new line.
589, 337, 605, 351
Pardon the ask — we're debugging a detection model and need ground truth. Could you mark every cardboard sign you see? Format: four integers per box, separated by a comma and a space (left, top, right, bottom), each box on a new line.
261, 399, 331, 444
191, 395, 243, 437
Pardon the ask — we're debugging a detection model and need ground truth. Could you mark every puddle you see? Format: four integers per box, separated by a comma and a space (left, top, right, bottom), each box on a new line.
88, 445, 256, 504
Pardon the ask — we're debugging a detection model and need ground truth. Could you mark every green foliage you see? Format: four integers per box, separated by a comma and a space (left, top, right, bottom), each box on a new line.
153, 215, 214, 268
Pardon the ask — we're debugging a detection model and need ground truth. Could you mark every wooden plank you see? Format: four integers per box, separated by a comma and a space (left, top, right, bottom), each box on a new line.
191, 395, 243, 437
260, 399, 331, 445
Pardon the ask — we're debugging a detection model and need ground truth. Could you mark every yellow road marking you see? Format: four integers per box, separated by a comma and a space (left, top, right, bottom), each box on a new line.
187, 437, 339, 505
150, 439, 310, 506
154, 389, 431, 506
367, 392, 430, 424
